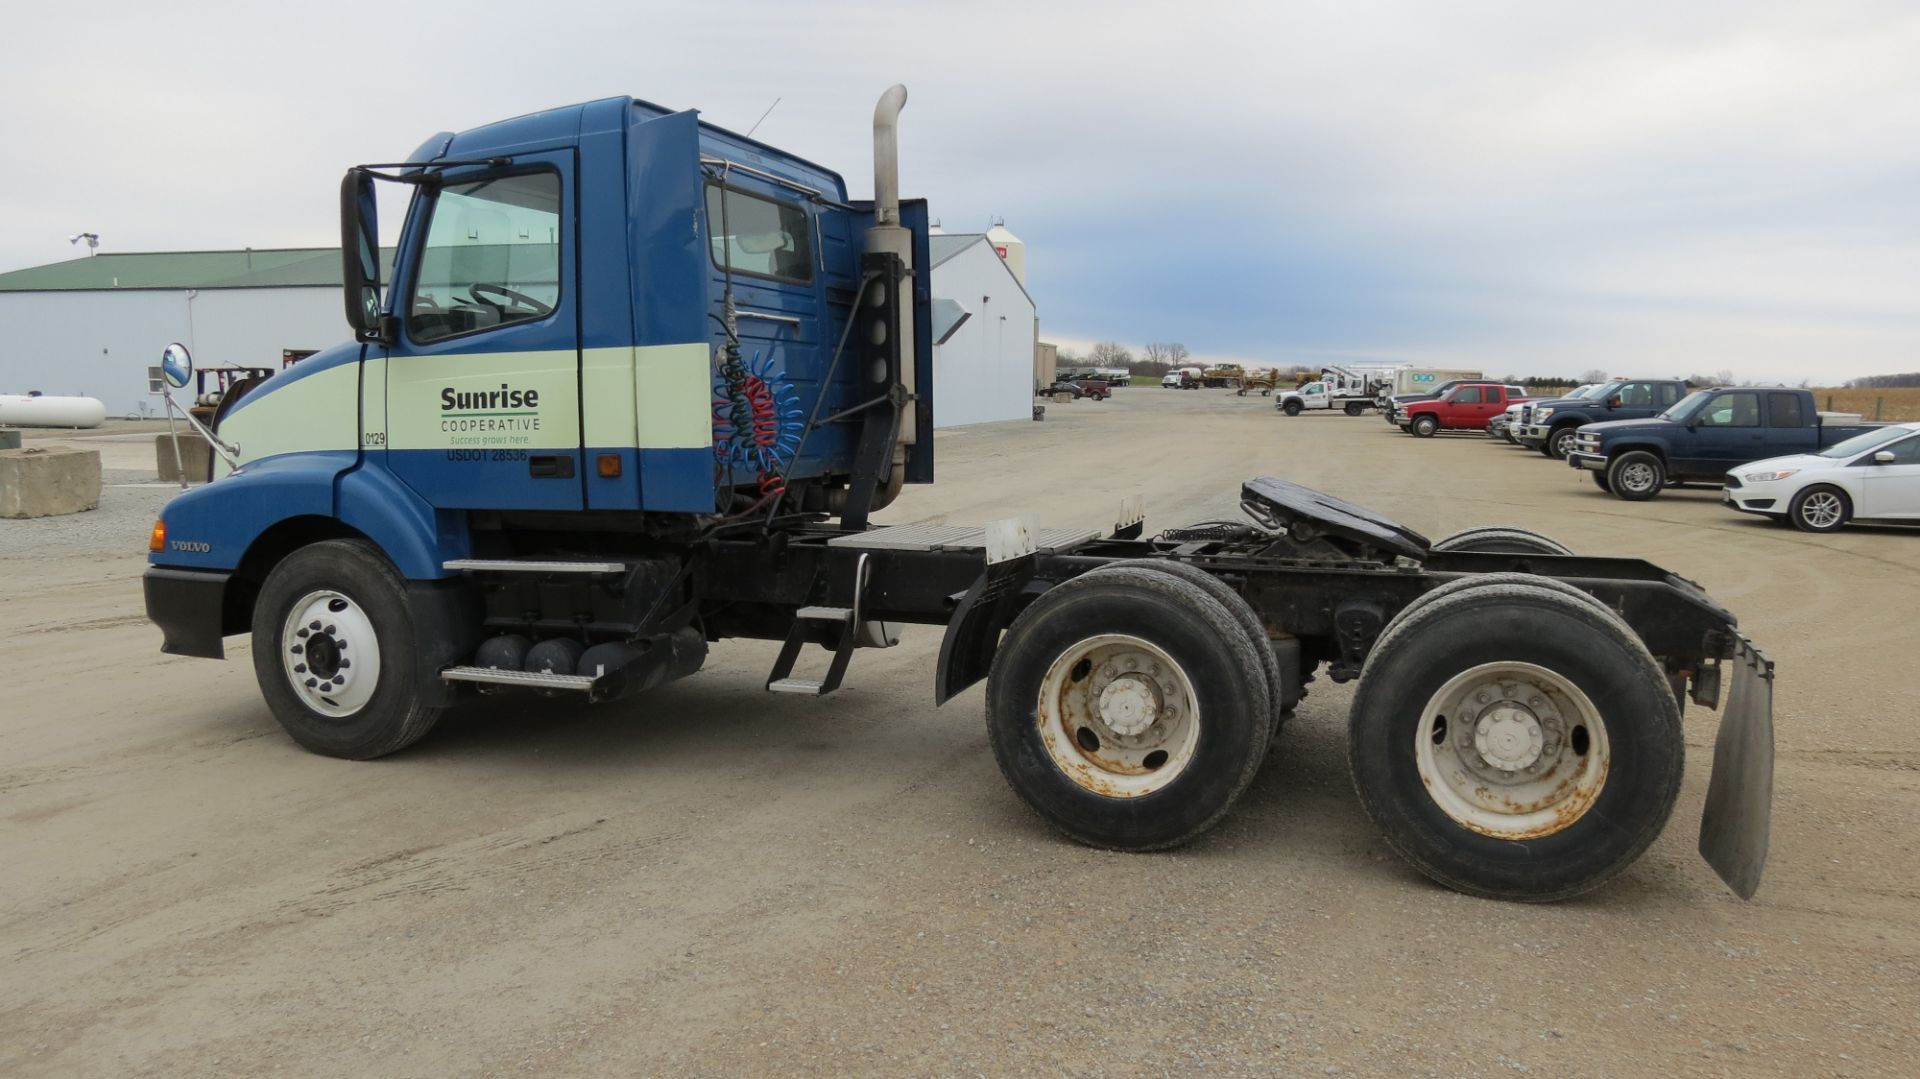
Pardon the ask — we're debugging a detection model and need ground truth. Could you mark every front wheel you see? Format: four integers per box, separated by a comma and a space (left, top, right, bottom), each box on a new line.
1410, 415, 1439, 438
985, 570, 1272, 851
1789, 484, 1851, 532
1283, 400, 1303, 416
1347, 581, 1682, 901
1548, 425, 1581, 459
251, 539, 442, 759
1590, 470, 1612, 493
1606, 451, 1665, 501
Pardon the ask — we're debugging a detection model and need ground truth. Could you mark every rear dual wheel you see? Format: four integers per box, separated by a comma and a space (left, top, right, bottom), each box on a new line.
986, 567, 1274, 851
1347, 580, 1682, 901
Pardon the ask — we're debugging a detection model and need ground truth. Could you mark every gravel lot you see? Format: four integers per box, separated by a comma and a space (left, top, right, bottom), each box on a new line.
3, 391, 1916, 1077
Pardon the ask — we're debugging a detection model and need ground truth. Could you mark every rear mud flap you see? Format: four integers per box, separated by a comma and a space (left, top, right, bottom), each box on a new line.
1697, 636, 1775, 899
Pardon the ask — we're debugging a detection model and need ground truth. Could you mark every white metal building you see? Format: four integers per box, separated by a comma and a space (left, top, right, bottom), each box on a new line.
926, 232, 1039, 428
0, 250, 382, 416
0, 239, 1039, 426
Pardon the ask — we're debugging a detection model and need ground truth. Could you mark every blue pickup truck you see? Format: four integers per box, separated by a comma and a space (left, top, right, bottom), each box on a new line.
1567, 386, 1882, 500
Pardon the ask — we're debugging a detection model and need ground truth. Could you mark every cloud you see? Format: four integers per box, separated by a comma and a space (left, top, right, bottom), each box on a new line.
3, 1, 1915, 382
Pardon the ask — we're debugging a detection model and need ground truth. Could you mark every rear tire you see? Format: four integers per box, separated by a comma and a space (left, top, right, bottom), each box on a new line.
1410, 415, 1439, 438
251, 539, 442, 759
1086, 561, 1291, 735
1606, 451, 1665, 501
1432, 526, 1573, 556
1344, 402, 1366, 416
1347, 582, 1682, 901
1789, 484, 1851, 533
986, 570, 1272, 851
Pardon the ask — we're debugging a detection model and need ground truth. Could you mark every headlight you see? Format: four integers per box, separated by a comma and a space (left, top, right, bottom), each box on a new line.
1534, 407, 1554, 420
1744, 469, 1799, 483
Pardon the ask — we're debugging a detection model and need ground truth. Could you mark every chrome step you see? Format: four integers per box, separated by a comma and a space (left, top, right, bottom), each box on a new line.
768, 677, 825, 695
440, 666, 596, 691
442, 559, 626, 575
795, 605, 852, 621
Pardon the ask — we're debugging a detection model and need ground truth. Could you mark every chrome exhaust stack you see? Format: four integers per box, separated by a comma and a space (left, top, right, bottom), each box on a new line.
865, 84, 917, 452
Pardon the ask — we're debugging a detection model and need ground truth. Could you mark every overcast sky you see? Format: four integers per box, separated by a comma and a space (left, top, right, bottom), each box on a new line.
4, 1, 1915, 382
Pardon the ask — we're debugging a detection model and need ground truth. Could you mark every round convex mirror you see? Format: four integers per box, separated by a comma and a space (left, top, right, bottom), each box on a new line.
161, 343, 193, 389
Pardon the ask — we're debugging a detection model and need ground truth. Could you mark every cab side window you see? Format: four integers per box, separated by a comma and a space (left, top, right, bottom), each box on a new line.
408, 171, 562, 344
1619, 383, 1653, 408
1452, 386, 1482, 404
705, 184, 813, 284
1766, 393, 1804, 429
1701, 392, 1761, 427
1658, 383, 1684, 407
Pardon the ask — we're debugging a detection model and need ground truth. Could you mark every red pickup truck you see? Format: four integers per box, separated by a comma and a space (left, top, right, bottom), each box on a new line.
1400, 383, 1531, 437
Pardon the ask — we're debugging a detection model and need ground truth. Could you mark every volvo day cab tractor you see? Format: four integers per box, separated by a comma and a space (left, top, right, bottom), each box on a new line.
142, 87, 1777, 904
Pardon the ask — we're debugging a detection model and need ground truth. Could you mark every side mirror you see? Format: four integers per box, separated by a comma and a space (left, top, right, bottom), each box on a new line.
339, 169, 387, 341
1606, 396, 1622, 408
1874, 450, 1897, 464
160, 343, 193, 389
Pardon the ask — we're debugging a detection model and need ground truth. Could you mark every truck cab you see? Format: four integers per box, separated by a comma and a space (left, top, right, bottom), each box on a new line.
1567, 386, 1885, 500
1516, 378, 1689, 459
1398, 383, 1529, 437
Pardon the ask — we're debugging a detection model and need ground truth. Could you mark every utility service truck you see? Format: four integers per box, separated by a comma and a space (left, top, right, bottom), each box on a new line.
142, 87, 1775, 903
1275, 365, 1397, 416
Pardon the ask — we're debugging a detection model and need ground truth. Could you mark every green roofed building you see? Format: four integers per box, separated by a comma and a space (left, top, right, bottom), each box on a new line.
0, 247, 389, 413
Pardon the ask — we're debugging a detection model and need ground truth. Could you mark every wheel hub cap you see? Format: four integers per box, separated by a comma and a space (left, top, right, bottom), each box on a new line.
280, 590, 382, 719
1098, 674, 1162, 736
1474, 706, 1544, 771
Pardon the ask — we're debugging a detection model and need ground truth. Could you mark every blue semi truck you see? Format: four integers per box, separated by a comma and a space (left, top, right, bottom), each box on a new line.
142, 87, 1776, 902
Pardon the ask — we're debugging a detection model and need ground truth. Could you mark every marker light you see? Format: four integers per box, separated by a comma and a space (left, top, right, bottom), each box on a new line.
149, 519, 166, 552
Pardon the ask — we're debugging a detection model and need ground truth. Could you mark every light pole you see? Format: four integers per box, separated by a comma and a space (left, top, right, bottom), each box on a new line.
68, 232, 100, 255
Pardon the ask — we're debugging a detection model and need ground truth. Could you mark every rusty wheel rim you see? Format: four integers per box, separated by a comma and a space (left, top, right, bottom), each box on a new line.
1036, 634, 1201, 798
1414, 661, 1610, 839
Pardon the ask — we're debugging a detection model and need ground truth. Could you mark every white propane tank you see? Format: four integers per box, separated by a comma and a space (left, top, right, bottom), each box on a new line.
0, 393, 108, 429
985, 219, 1026, 286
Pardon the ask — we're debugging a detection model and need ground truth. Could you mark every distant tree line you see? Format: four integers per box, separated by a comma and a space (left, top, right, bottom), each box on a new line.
1846, 372, 1920, 388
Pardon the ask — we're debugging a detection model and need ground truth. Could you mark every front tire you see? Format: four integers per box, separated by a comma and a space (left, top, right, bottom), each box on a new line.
1789, 484, 1851, 532
986, 570, 1272, 851
1410, 415, 1439, 438
251, 539, 442, 759
1548, 425, 1581, 459
1347, 582, 1682, 901
1606, 451, 1665, 501
1283, 400, 1303, 416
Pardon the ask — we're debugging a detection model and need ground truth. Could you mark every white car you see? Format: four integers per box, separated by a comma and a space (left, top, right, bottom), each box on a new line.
1723, 422, 1920, 532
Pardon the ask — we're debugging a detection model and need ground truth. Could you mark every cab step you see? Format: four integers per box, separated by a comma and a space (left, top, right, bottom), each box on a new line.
440, 666, 596, 691
764, 555, 872, 696
442, 559, 626, 575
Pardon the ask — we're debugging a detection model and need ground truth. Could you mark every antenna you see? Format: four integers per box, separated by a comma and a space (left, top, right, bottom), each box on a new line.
744, 97, 782, 139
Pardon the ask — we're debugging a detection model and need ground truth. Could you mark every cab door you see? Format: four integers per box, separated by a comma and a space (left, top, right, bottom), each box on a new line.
383, 155, 582, 511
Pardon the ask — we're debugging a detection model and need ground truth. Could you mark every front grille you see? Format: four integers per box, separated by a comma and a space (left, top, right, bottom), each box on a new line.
1519, 405, 1533, 425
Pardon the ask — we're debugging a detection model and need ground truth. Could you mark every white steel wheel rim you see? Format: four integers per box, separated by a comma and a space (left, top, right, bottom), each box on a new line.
280, 589, 382, 718
1037, 634, 1201, 798
1618, 461, 1656, 492
1413, 661, 1610, 839
1800, 491, 1843, 528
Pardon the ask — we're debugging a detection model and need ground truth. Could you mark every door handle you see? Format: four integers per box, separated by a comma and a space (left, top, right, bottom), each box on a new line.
529, 454, 575, 479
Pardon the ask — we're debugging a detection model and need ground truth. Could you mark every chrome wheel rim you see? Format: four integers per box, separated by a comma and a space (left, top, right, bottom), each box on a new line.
280, 589, 382, 718
1037, 634, 1200, 798
1801, 491, 1843, 528
1618, 461, 1656, 492
1414, 661, 1610, 838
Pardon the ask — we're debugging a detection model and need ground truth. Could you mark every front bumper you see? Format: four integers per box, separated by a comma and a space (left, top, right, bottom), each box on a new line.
1517, 423, 1551, 444
144, 566, 232, 659
1566, 450, 1606, 473
1721, 475, 1784, 515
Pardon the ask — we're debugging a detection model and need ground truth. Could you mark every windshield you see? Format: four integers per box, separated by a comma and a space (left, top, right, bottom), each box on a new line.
1565, 384, 1599, 400
1660, 389, 1714, 422
1821, 426, 1912, 459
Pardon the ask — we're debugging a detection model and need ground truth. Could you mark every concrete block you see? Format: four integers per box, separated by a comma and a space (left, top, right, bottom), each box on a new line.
0, 447, 102, 518
0, 429, 20, 450
1052, 392, 1074, 404
157, 433, 211, 483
